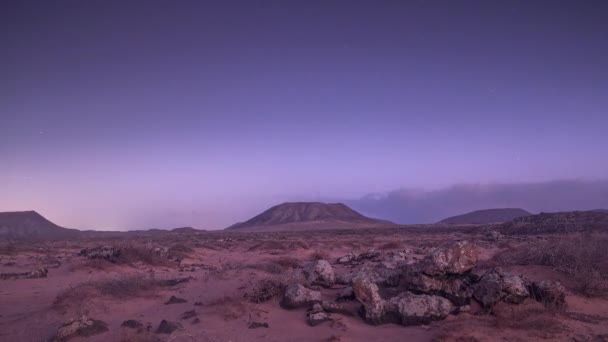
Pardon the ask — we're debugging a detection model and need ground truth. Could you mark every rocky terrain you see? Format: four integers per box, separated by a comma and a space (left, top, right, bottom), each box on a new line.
439, 208, 532, 224
1, 208, 608, 341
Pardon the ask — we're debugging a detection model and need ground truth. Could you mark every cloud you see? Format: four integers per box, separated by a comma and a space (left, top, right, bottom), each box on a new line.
346, 179, 608, 224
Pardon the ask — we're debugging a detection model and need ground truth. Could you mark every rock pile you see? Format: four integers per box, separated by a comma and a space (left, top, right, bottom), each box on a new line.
280, 241, 568, 328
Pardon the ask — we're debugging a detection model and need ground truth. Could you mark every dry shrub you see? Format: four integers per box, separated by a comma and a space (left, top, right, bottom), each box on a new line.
0, 243, 17, 255
492, 233, 608, 297
53, 275, 164, 313
168, 243, 193, 259
204, 296, 248, 321
244, 278, 287, 303
493, 305, 564, 334
247, 240, 287, 252
117, 245, 169, 266
272, 256, 301, 269
243, 262, 283, 274
310, 250, 330, 261
378, 241, 401, 250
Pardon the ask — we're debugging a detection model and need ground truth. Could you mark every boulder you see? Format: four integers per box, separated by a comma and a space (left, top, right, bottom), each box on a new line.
303, 259, 336, 287
281, 284, 322, 309
388, 292, 453, 326
418, 241, 478, 276
55, 315, 108, 341
352, 277, 389, 324
529, 280, 567, 309
400, 271, 474, 305
356, 249, 381, 261
473, 268, 529, 308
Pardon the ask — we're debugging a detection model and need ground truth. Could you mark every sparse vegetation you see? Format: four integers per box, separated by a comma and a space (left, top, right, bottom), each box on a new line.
492, 233, 608, 297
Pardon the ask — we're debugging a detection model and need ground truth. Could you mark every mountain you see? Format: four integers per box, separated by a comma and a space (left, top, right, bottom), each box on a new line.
439, 208, 532, 224
499, 210, 608, 234
226, 202, 393, 231
0, 211, 80, 240
171, 227, 204, 233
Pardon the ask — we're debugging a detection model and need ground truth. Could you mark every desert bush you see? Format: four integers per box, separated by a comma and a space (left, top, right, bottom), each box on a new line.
53, 275, 164, 312
243, 262, 284, 274
168, 243, 193, 259
272, 256, 301, 269
492, 233, 608, 297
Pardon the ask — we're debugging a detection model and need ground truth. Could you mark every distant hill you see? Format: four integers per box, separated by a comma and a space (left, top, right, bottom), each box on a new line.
171, 227, 204, 233
499, 210, 608, 234
592, 209, 608, 213
0, 211, 80, 240
226, 202, 393, 231
439, 208, 532, 224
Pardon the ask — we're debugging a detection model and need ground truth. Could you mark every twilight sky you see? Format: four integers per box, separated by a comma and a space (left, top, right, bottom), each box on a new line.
1, 1, 607, 230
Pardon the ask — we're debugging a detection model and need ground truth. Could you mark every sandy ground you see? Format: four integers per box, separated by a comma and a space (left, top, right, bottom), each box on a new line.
1, 229, 607, 342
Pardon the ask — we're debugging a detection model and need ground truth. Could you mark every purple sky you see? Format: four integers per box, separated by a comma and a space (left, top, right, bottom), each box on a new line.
2, 1, 607, 230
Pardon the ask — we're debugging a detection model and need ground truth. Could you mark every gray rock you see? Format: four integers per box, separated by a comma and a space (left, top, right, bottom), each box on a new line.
418, 241, 478, 276
281, 284, 322, 309
388, 292, 453, 326
473, 268, 529, 308
303, 259, 336, 287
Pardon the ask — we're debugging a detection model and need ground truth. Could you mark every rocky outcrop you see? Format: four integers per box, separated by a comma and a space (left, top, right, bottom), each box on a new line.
352, 277, 389, 324
473, 268, 529, 309
303, 260, 336, 287
281, 284, 322, 309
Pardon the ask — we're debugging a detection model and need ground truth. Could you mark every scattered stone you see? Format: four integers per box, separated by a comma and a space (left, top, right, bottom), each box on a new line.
336, 253, 355, 264
55, 315, 108, 341
192, 317, 201, 324
165, 296, 187, 305
162, 277, 193, 287
194, 301, 203, 306
27, 267, 48, 278
281, 284, 322, 309
121, 320, 143, 330
180, 310, 197, 320
486, 230, 504, 241
248, 322, 269, 329
307, 311, 332, 326
303, 260, 336, 287
155, 320, 182, 334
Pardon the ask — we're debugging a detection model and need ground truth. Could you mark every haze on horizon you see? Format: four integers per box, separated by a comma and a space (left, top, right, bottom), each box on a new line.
2, 1, 607, 230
